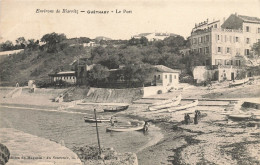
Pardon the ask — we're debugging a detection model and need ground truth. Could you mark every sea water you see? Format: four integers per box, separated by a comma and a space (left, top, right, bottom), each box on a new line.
0, 107, 161, 153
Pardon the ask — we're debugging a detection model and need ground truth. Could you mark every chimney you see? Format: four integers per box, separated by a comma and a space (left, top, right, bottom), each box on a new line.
223, 17, 226, 23
207, 18, 209, 23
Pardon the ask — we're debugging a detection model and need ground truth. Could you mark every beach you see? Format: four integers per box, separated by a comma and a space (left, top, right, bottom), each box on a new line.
0, 80, 260, 164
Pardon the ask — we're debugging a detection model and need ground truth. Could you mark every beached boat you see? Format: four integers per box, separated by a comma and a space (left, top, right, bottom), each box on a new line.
227, 114, 252, 120
229, 78, 249, 87
150, 95, 181, 107
84, 116, 110, 123
148, 95, 182, 111
103, 105, 129, 112
106, 125, 144, 132
167, 100, 199, 112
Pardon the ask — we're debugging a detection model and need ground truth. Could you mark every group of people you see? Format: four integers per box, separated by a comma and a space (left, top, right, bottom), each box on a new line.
184, 110, 201, 125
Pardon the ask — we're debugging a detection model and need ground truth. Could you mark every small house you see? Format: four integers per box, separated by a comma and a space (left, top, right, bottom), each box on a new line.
48, 71, 76, 85
152, 65, 180, 88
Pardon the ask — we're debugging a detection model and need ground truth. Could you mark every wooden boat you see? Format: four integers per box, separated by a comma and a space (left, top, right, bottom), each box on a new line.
106, 125, 144, 132
104, 105, 129, 112
150, 95, 181, 107
229, 78, 249, 87
167, 100, 199, 112
148, 95, 182, 111
227, 114, 252, 120
84, 116, 110, 123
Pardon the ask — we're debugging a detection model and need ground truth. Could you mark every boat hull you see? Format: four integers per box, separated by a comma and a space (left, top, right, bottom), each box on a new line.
84, 117, 110, 123
106, 125, 144, 132
167, 100, 199, 112
227, 114, 252, 120
104, 105, 129, 112
148, 95, 182, 111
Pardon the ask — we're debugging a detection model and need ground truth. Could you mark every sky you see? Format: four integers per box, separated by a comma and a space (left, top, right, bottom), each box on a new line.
0, 0, 260, 43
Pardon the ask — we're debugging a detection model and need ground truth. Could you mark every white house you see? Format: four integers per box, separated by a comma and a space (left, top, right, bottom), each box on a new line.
152, 65, 180, 88
49, 71, 76, 84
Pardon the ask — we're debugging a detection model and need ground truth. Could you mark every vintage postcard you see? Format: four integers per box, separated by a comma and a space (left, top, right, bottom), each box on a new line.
0, 0, 260, 164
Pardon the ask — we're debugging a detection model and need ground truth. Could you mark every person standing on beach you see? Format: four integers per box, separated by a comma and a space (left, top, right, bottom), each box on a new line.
143, 121, 149, 132
194, 113, 198, 124
110, 117, 115, 127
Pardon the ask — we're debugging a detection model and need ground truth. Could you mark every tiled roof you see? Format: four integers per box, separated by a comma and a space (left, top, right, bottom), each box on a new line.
238, 15, 260, 23
154, 65, 180, 73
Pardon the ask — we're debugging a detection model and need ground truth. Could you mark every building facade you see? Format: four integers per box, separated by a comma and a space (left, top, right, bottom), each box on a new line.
133, 32, 178, 41
152, 65, 180, 88
49, 71, 76, 85
190, 13, 260, 66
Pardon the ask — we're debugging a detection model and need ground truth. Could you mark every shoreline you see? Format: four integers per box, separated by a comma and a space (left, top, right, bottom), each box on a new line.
0, 82, 259, 164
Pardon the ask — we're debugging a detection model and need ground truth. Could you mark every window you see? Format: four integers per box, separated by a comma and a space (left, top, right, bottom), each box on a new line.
217, 35, 220, 41
193, 38, 197, 44
236, 37, 239, 42
217, 47, 222, 53
206, 35, 209, 42
246, 26, 250, 32
169, 74, 172, 83
215, 59, 222, 65
199, 37, 202, 43
205, 47, 209, 53
165, 75, 167, 79
158, 75, 160, 79
258, 28, 260, 33
235, 60, 241, 66
199, 48, 202, 53
245, 49, 250, 55
246, 38, 250, 44
174, 75, 176, 79
214, 24, 217, 28
226, 47, 230, 54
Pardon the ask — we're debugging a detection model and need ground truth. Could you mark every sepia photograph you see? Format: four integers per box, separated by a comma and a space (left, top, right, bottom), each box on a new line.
0, 0, 260, 164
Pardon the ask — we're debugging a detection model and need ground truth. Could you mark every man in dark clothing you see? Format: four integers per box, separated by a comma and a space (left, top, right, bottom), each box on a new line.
194, 113, 198, 124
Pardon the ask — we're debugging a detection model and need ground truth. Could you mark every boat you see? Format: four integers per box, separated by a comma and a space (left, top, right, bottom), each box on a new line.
229, 78, 249, 87
84, 116, 111, 123
167, 100, 199, 112
148, 95, 182, 111
106, 125, 144, 132
150, 95, 180, 107
103, 105, 129, 112
227, 114, 252, 120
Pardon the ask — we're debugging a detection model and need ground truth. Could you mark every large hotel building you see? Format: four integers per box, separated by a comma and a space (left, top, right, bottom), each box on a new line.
190, 13, 260, 66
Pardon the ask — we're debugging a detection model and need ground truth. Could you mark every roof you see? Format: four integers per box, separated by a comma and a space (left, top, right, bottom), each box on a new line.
49, 71, 75, 77
154, 65, 180, 73
134, 32, 177, 37
238, 15, 260, 23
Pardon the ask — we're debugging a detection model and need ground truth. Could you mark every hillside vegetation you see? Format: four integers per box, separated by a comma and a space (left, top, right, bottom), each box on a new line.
0, 32, 207, 86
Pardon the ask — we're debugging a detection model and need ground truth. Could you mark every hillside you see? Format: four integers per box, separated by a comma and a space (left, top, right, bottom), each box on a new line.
0, 44, 90, 86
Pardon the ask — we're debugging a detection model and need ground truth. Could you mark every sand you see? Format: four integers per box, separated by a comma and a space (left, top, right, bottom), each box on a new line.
0, 80, 260, 164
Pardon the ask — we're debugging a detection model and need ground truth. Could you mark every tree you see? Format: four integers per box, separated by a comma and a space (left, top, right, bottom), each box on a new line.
88, 64, 110, 85
164, 36, 185, 48
140, 36, 148, 46
15, 37, 27, 49
123, 63, 155, 86
27, 39, 39, 50
40, 32, 67, 53
0, 40, 14, 51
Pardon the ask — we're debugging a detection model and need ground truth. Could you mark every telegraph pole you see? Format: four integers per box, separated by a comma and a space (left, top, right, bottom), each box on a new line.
94, 109, 102, 155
